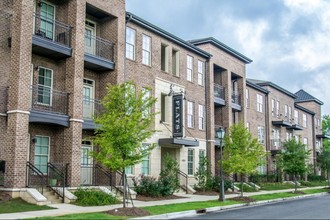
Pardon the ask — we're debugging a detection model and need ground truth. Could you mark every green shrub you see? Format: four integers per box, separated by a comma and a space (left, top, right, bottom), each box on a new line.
235, 183, 258, 192
159, 154, 180, 196
73, 188, 118, 206
194, 156, 212, 192
308, 174, 326, 182
207, 176, 232, 192
133, 175, 161, 197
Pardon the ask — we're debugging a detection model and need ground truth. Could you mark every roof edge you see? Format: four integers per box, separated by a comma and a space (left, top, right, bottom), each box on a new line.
294, 103, 315, 115
246, 80, 269, 94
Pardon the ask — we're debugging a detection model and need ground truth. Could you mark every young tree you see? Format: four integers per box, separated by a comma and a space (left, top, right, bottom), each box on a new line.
222, 123, 266, 197
92, 82, 157, 208
317, 145, 330, 187
278, 139, 310, 192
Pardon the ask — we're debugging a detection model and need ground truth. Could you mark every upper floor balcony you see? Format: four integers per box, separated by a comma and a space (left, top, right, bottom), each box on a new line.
82, 98, 103, 130
270, 139, 282, 155
272, 116, 292, 128
214, 84, 225, 106
231, 91, 241, 111
84, 34, 115, 72
32, 13, 72, 60
29, 85, 69, 127
0, 86, 8, 115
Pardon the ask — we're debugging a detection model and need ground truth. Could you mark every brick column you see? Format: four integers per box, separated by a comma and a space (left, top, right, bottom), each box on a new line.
222, 70, 232, 129
5, 0, 33, 188
237, 77, 246, 123
63, 0, 86, 187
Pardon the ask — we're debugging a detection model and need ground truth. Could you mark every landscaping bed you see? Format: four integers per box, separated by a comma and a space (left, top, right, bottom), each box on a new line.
107, 207, 150, 217
136, 194, 185, 201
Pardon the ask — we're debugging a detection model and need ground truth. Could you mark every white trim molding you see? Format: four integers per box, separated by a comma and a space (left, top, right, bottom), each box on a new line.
7, 110, 30, 115
70, 118, 84, 123
0, 113, 7, 117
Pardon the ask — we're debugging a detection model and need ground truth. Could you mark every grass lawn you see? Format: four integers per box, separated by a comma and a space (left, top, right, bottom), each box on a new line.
299, 181, 329, 187
259, 183, 300, 190
0, 198, 55, 214
33, 212, 124, 220
143, 200, 242, 215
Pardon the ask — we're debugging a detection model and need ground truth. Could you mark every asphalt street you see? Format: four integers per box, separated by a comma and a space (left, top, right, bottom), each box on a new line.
180, 194, 330, 219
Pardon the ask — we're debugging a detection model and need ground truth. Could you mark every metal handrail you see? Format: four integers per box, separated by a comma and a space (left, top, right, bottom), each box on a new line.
47, 162, 68, 203
214, 84, 225, 99
177, 170, 188, 193
84, 33, 115, 61
231, 91, 241, 105
26, 161, 45, 194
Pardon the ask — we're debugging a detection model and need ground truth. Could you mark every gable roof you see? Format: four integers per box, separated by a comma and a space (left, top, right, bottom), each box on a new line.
295, 89, 323, 105
248, 79, 297, 98
126, 12, 211, 59
189, 37, 253, 64
246, 80, 269, 94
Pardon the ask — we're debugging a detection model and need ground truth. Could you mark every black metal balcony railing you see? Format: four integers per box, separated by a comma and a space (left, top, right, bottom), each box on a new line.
30, 85, 69, 115
0, 86, 8, 114
232, 91, 241, 105
82, 98, 104, 119
84, 34, 115, 61
33, 13, 71, 47
214, 84, 225, 99
270, 139, 282, 150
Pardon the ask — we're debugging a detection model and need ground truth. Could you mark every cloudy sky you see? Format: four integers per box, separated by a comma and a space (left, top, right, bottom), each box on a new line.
127, 0, 330, 115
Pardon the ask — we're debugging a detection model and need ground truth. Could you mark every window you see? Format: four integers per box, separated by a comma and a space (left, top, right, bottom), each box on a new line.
303, 138, 308, 151
246, 89, 250, 108
258, 126, 264, 144
187, 55, 193, 82
257, 94, 263, 113
199, 149, 205, 170
271, 99, 275, 116
187, 101, 194, 128
198, 104, 204, 130
246, 122, 250, 131
34, 136, 49, 173
172, 49, 179, 76
276, 101, 280, 117
197, 60, 204, 85
284, 105, 288, 118
38, 67, 53, 105
126, 27, 135, 60
142, 34, 151, 65
289, 106, 292, 121
295, 111, 299, 123
142, 88, 151, 118
125, 166, 133, 175
273, 129, 280, 148
141, 155, 149, 175
161, 44, 169, 72
40, 1, 55, 39
286, 132, 293, 141
294, 135, 300, 142
303, 114, 307, 128
188, 149, 194, 175
161, 94, 167, 122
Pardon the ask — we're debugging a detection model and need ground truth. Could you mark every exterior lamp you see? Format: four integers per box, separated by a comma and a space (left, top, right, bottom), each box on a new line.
216, 127, 225, 202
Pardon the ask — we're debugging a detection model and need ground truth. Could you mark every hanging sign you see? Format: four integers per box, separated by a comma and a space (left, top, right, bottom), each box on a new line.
172, 94, 183, 137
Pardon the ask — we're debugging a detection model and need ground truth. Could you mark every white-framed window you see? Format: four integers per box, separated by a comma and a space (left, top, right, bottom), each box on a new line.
289, 106, 292, 122
34, 136, 50, 174
187, 55, 193, 82
303, 138, 308, 151
141, 143, 150, 175
276, 101, 280, 117
142, 34, 151, 65
197, 60, 204, 86
294, 135, 300, 142
286, 132, 293, 141
40, 1, 55, 40
187, 101, 194, 128
125, 166, 133, 175
316, 140, 321, 149
246, 89, 250, 108
246, 122, 250, 131
125, 27, 136, 60
271, 99, 275, 116
258, 126, 264, 144
294, 110, 299, 124
199, 149, 205, 170
285, 105, 288, 118
188, 148, 194, 175
38, 67, 53, 105
198, 104, 204, 130
142, 88, 151, 118
303, 114, 307, 128
257, 94, 263, 113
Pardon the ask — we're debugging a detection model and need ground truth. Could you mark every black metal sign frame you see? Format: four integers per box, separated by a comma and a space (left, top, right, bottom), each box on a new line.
172, 94, 183, 137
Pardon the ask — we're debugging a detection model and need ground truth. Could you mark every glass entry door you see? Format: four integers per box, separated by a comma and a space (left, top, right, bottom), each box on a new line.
83, 79, 94, 119
80, 142, 93, 185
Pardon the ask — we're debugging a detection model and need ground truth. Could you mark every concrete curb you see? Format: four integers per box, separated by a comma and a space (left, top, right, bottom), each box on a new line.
132, 192, 329, 219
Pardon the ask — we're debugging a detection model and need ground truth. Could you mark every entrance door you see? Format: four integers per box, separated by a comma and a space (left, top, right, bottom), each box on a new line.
84, 20, 96, 55
80, 141, 93, 185
83, 79, 94, 119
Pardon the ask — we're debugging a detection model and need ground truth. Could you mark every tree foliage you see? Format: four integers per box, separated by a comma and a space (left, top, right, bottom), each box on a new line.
318, 115, 330, 186
278, 139, 310, 192
222, 122, 266, 197
92, 82, 157, 170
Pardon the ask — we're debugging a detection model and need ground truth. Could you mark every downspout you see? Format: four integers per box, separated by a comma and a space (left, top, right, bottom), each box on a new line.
124, 13, 133, 82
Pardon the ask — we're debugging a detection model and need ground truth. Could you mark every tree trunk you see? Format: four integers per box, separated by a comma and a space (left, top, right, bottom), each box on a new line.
328, 171, 330, 188
122, 169, 126, 208
293, 174, 297, 193
240, 174, 243, 198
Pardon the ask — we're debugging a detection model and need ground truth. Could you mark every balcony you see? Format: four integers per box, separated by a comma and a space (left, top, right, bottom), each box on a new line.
32, 13, 72, 60
0, 86, 8, 115
84, 35, 115, 72
231, 91, 241, 111
316, 132, 330, 139
82, 98, 103, 130
270, 139, 282, 155
272, 118, 292, 127
29, 85, 69, 127
214, 84, 225, 106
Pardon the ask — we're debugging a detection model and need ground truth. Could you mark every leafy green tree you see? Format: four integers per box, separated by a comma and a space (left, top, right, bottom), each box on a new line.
278, 139, 310, 192
317, 146, 330, 187
222, 123, 266, 197
194, 156, 212, 192
159, 153, 180, 195
92, 82, 157, 207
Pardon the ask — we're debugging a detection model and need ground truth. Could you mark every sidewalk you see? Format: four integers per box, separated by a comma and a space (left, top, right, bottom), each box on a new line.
0, 186, 326, 219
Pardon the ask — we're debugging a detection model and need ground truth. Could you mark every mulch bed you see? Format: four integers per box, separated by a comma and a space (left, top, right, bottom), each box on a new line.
136, 194, 186, 201
0, 193, 11, 203
107, 207, 150, 217
229, 196, 256, 203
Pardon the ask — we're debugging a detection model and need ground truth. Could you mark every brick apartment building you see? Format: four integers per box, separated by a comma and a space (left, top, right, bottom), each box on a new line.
0, 0, 326, 202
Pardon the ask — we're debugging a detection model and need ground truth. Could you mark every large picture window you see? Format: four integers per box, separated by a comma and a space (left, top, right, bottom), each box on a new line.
34, 136, 50, 174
